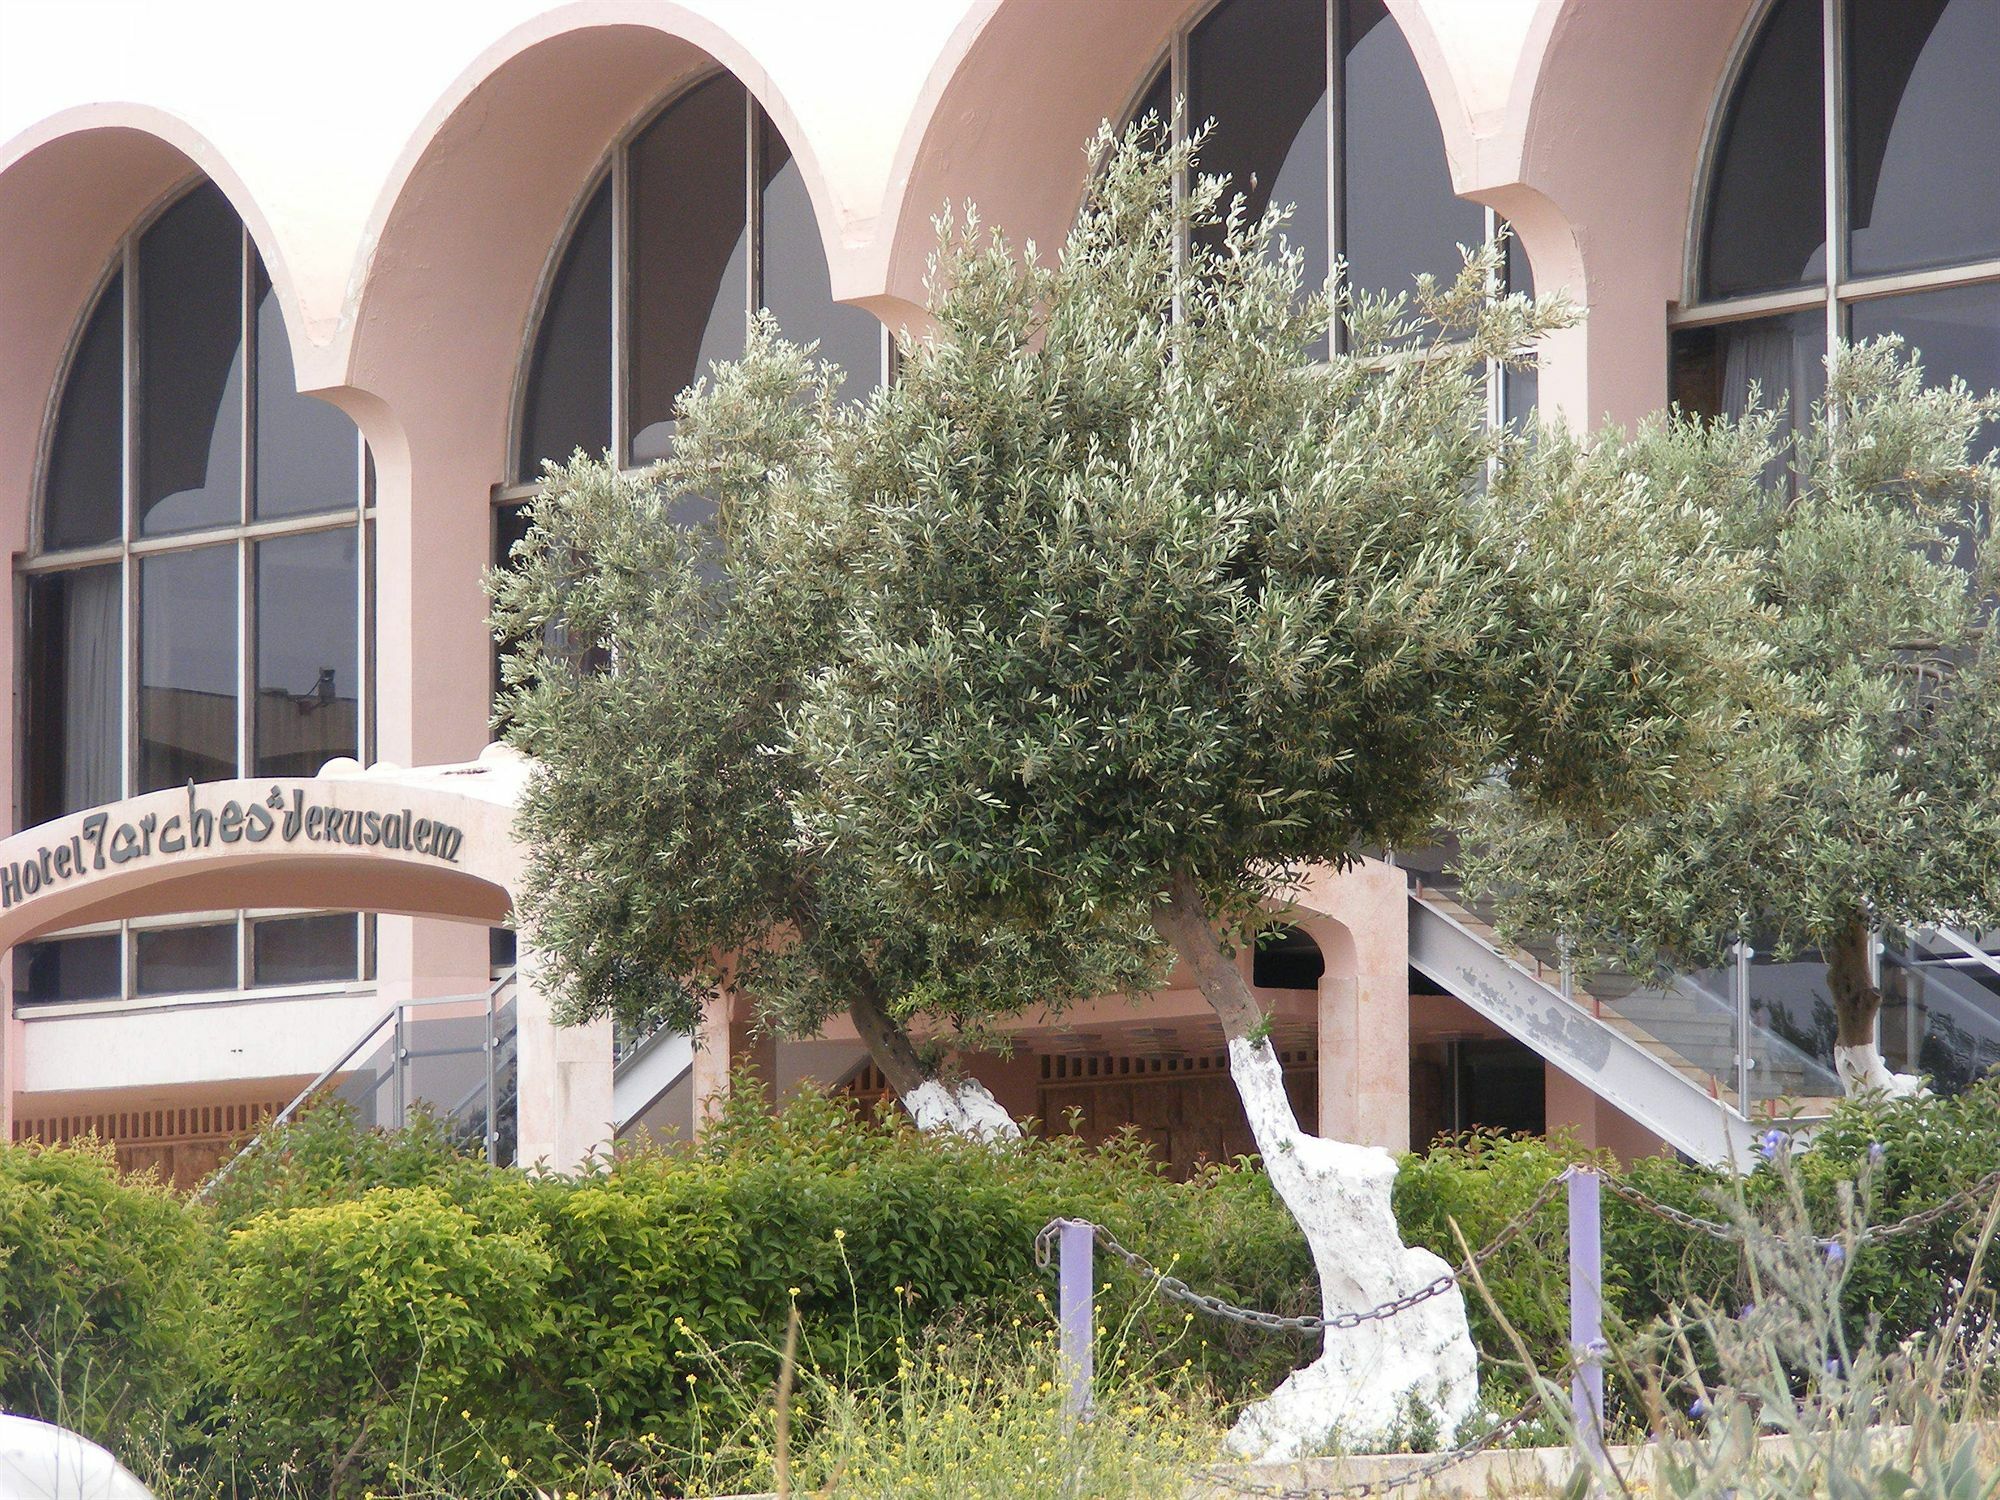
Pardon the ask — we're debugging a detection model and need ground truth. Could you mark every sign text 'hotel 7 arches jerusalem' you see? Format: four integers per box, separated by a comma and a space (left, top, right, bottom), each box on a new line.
0, 783, 468, 910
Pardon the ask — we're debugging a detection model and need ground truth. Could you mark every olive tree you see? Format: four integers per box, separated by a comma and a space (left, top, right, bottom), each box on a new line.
1464, 342, 2000, 1097
782, 127, 1763, 1454
489, 342, 1161, 1138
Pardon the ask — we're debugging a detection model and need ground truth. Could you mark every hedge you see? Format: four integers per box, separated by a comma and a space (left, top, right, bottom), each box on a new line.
5, 1077, 1997, 1495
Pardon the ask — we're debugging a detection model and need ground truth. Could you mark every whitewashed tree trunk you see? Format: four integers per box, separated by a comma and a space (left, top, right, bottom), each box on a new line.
904, 1076, 1023, 1140
847, 984, 1022, 1140
1153, 870, 1478, 1459
1833, 1042, 1923, 1098
1219, 1035, 1477, 1458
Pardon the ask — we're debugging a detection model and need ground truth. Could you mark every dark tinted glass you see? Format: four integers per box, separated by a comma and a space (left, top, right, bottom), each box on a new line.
1701, 0, 1824, 299
135, 922, 238, 995
1189, 0, 1329, 354
252, 913, 359, 986
15, 933, 121, 1005
1669, 310, 1827, 424
45, 273, 124, 551
1342, 0, 1485, 310
138, 184, 243, 535
630, 75, 750, 463
1132, 59, 1172, 145
519, 177, 613, 478
1502, 227, 1538, 420
761, 115, 882, 402
254, 261, 360, 517
1852, 284, 2000, 457
23, 565, 122, 824
255, 529, 359, 777
139, 544, 238, 790
1848, 0, 2000, 276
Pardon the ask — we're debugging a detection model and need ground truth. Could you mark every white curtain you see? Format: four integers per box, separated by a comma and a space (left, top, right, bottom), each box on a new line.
1722, 320, 1827, 488
62, 565, 121, 813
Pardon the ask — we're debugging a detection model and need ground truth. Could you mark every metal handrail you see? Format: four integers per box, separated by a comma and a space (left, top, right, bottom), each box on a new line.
194, 970, 517, 1202
1917, 925, 2000, 986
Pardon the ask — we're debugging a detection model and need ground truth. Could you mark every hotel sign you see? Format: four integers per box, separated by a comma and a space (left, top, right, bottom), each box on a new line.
0, 784, 466, 910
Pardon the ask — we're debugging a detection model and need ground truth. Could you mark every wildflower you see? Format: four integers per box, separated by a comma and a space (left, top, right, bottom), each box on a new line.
1759, 1128, 1788, 1161
1689, 1397, 1707, 1419
834, 1227, 846, 1241
1825, 1240, 1846, 1266
1739, 1302, 1756, 1319
1868, 1140, 1887, 1168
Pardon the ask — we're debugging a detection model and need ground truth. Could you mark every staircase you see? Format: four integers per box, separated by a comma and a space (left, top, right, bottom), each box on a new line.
1404, 858, 2000, 1169
1403, 852, 1858, 1168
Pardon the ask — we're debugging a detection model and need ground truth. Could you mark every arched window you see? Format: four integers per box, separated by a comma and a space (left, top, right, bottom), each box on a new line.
512, 71, 884, 484
1130, 0, 1532, 412
19, 180, 373, 1004
1672, 0, 1998, 447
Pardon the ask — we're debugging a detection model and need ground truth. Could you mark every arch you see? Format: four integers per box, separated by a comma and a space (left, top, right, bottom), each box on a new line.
872, 0, 1497, 329
1466, 0, 1764, 426
328, 7, 919, 776
0, 745, 613, 1172
0, 750, 528, 954
0, 110, 339, 865
338, 5, 873, 428
0, 107, 313, 573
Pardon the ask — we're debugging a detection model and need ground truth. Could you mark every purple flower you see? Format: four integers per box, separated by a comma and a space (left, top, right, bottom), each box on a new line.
1825, 1241, 1846, 1267
1868, 1141, 1886, 1168
1689, 1397, 1707, 1419
1760, 1128, 1788, 1161
1825, 1357, 1843, 1377
1739, 1302, 1757, 1320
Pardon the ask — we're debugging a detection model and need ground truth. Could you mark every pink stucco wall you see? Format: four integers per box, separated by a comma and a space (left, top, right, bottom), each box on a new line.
0, 0, 1768, 1148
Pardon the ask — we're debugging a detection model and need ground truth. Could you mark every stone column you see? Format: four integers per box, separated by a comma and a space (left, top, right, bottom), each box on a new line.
511, 936, 613, 1172
691, 987, 733, 1134
1298, 857, 1412, 1153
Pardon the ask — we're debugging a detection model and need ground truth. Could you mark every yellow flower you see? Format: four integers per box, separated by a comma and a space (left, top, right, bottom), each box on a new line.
833, 1227, 846, 1240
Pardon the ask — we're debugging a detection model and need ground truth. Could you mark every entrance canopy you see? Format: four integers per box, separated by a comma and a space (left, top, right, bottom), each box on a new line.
0, 744, 530, 951
0, 745, 614, 1173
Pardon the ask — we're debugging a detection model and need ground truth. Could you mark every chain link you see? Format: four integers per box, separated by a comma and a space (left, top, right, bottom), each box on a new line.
1037, 1171, 1569, 1336
1858, 1165, 2000, 1243
1598, 1174, 1740, 1241
1195, 1394, 1551, 1499
1599, 1163, 2000, 1247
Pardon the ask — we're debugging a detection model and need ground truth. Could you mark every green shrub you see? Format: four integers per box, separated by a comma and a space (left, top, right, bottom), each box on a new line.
1394, 1079, 2000, 1423
212, 1181, 555, 1493
0, 1136, 206, 1444
187, 1082, 1313, 1494
201, 1098, 496, 1230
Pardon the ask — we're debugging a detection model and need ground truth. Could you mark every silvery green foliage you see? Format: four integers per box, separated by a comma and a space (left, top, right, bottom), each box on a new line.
1462, 342, 2000, 1013
488, 334, 1161, 1063
787, 119, 1761, 952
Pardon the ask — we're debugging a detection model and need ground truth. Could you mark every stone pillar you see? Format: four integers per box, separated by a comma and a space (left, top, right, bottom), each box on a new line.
1297, 857, 1412, 1153
511, 936, 613, 1172
1315, 971, 1361, 1143
0, 968, 15, 1141
691, 986, 733, 1134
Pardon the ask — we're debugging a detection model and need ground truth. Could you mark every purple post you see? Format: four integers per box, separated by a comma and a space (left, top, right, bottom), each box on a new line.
1568, 1168, 1606, 1464
1058, 1218, 1094, 1423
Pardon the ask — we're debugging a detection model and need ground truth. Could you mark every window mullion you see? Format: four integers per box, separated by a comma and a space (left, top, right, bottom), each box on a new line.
746, 91, 764, 324
1822, 0, 1845, 372
120, 237, 138, 805
1328, 0, 1348, 356
610, 147, 630, 467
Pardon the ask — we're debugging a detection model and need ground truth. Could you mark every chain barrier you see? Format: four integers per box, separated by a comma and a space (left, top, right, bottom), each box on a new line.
1035, 1170, 1569, 1336
1039, 1159, 2000, 1340
1598, 1162, 2000, 1248
1195, 1393, 1552, 1499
